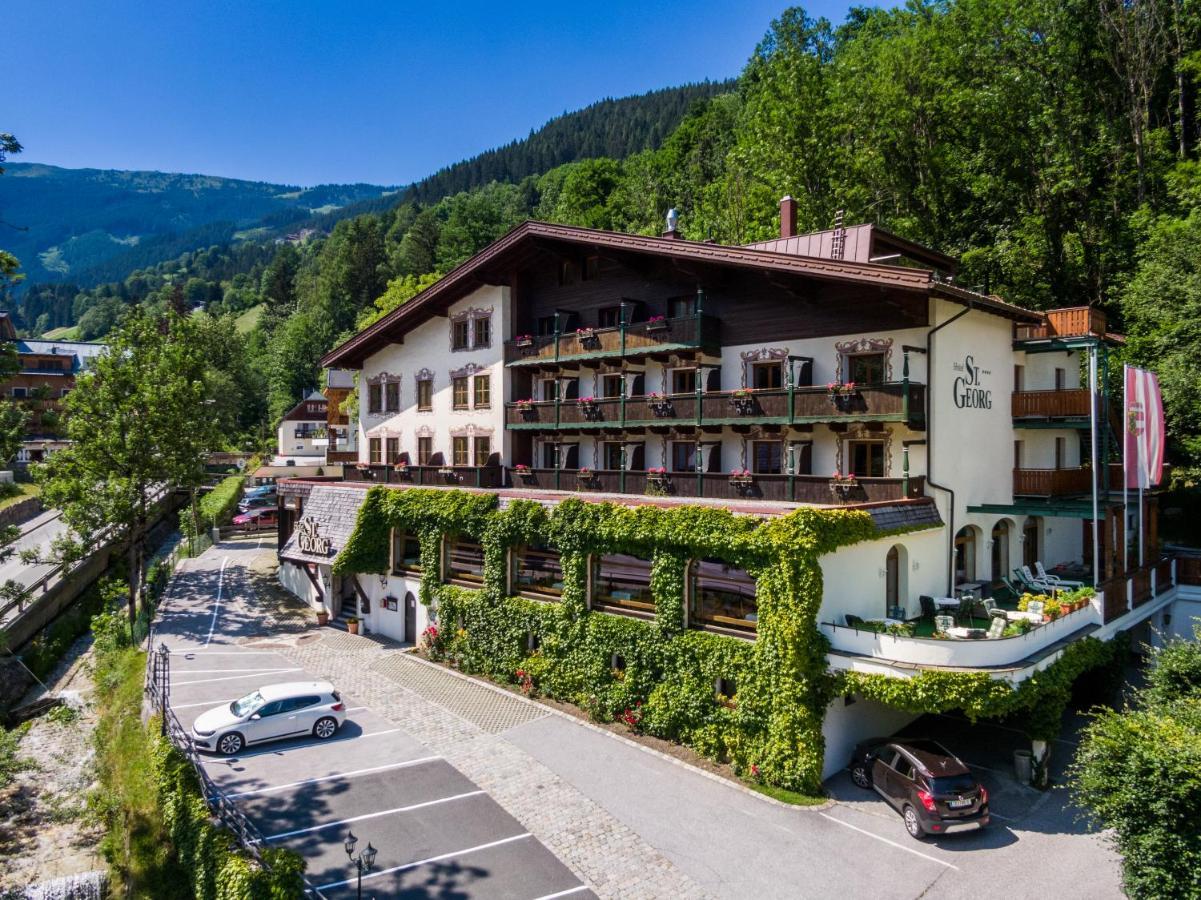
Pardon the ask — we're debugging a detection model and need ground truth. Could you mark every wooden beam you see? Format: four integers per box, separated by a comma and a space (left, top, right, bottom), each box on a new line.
301, 563, 324, 602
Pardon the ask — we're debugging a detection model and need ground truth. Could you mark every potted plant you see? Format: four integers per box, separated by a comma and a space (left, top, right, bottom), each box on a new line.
829, 470, 858, 500
513, 463, 535, 483
826, 381, 858, 409
645, 466, 671, 495
576, 467, 595, 484
646, 314, 668, 333
646, 391, 675, 417
346, 616, 360, 635
728, 467, 754, 486
730, 387, 757, 415
515, 397, 537, 420
577, 395, 602, 421
315, 602, 329, 626
512, 333, 534, 348
576, 326, 599, 347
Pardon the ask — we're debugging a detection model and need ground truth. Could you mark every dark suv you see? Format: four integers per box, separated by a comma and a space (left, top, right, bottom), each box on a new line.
848, 738, 989, 839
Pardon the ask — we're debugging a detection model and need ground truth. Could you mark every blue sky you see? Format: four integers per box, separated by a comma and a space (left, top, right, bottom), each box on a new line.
8, 1, 862, 187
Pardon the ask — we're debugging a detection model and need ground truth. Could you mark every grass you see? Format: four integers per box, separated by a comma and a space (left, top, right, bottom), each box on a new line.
0, 481, 40, 511
747, 781, 828, 806
234, 303, 264, 334
40, 325, 81, 340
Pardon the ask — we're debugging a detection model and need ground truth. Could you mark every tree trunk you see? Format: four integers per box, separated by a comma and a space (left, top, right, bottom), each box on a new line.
126, 531, 139, 629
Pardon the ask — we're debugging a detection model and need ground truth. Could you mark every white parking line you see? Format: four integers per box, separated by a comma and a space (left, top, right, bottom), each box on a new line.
223, 756, 443, 799
316, 833, 533, 891
203, 555, 229, 647
169, 668, 290, 674
173, 668, 302, 686
178, 650, 285, 656
533, 887, 592, 900
256, 790, 486, 842
818, 812, 959, 871
211, 728, 406, 762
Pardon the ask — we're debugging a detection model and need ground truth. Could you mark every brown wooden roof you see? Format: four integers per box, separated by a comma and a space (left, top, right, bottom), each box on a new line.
322, 220, 1040, 368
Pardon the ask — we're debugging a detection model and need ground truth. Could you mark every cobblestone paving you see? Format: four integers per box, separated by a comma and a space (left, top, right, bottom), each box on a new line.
233, 544, 711, 900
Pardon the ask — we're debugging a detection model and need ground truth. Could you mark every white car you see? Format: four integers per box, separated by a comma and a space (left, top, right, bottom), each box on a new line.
190, 681, 346, 755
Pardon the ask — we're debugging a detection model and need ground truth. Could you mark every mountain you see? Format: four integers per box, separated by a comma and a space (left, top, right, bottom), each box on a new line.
0, 164, 394, 287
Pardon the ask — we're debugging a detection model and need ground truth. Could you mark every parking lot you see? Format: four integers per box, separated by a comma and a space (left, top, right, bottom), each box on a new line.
155, 550, 592, 900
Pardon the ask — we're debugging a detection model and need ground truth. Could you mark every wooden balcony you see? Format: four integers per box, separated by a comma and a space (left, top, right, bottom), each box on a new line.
503, 315, 720, 366
343, 464, 505, 488
1013, 467, 1092, 497
1015, 306, 1108, 341
1012, 389, 1093, 420
326, 450, 358, 464
510, 468, 923, 504
506, 383, 925, 430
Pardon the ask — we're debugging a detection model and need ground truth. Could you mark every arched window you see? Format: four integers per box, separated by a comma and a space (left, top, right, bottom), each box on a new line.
991, 520, 1011, 584
885, 545, 908, 618
954, 526, 979, 586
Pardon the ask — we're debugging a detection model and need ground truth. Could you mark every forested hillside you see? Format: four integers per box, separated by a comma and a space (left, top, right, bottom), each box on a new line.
4, 1, 1200, 472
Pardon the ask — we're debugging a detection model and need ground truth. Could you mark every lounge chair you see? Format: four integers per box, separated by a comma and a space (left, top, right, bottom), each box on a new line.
1014, 567, 1052, 594
919, 595, 936, 619
1035, 562, 1085, 589
987, 616, 1007, 639
934, 614, 954, 634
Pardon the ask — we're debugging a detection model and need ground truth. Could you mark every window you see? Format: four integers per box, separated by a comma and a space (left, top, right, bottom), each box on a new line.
452, 436, 469, 466
671, 368, 697, 395
751, 362, 782, 390
542, 443, 559, 469
583, 255, 600, 280
690, 558, 757, 633
672, 442, 697, 473
452, 377, 469, 410
417, 436, 432, 465
473, 436, 491, 465
1014, 365, 1025, 392
417, 379, 433, 410
991, 521, 1010, 583
385, 437, 400, 464
391, 531, 423, 573
473, 374, 490, 408
752, 441, 782, 475
598, 306, 622, 328
848, 441, 885, 477
1055, 367, 1066, 390
367, 383, 382, 414
603, 442, 624, 470
11, 387, 27, 399
473, 316, 491, 348
384, 381, 400, 413
445, 539, 485, 584
600, 374, 623, 399
513, 545, 563, 599
1023, 518, 1040, 568
369, 438, 382, 464
847, 353, 886, 385
558, 260, 576, 285
452, 319, 470, 350
537, 315, 557, 336
593, 553, 655, 615
1014, 440, 1024, 469
669, 295, 696, 319
539, 379, 558, 402
954, 526, 977, 584
1055, 436, 1066, 469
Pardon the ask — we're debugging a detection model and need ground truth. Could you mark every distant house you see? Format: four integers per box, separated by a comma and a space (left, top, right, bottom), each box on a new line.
275, 391, 328, 462
0, 314, 106, 463
323, 369, 358, 464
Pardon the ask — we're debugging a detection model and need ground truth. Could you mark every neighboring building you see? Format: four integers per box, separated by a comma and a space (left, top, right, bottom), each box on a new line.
0, 314, 105, 463
274, 210, 1191, 779
274, 390, 328, 462
323, 368, 359, 464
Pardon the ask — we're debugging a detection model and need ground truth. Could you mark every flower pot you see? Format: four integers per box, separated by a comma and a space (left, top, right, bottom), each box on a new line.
316, 610, 329, 626
347, 621, 360, 635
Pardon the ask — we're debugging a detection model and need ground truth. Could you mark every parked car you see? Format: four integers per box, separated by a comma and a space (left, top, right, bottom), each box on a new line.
848, 738, 989, 839
232, 507, 278, 527
190, 681, 346, 755
244, 484, 276, 499
238, 494, 276, 512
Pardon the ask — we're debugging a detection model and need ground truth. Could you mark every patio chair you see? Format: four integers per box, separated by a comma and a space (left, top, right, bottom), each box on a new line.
1035, 562, 1085, 589
1013, 567, 1050, 594
934, 614, 954, 635
919, 595, 936, 619
957, 595, 975, 623
1026, 599, 1044, 619
845, 614, 865, 628
987, 616, 1007, 639
977, 598, 997, 618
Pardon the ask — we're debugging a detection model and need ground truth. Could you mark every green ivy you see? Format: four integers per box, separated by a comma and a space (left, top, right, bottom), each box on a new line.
334, 485, 927, 793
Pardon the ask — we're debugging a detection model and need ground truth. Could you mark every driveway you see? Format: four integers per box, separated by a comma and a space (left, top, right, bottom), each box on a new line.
153, 540, 1123, 899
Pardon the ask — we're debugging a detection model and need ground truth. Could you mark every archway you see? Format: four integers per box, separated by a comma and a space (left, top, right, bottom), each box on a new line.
885, 544, 908, 618
954, 525, 981, 587
991, 519, 1014, 585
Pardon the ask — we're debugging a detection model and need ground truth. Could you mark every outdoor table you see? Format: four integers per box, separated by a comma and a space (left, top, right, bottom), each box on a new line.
934, 597, 962, 610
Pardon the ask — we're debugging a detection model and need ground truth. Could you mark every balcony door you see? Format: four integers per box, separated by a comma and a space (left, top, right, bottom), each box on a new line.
847, 353, 886, 385
847, 441, 885, 477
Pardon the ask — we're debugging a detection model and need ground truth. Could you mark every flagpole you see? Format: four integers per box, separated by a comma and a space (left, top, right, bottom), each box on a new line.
1091, 349, 1101, 587
1122, 363, 1129, 574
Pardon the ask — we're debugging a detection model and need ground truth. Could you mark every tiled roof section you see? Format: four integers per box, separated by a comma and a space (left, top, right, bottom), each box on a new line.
868, 500, 943, 532
280, 484, 366, 565
322, 220, 941, 368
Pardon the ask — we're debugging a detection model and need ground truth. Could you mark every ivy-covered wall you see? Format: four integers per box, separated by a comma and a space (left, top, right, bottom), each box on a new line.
336, 487, 925, 792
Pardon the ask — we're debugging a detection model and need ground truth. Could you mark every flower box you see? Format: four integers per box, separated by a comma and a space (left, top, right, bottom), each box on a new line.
647, 392, 674, 418
728, 468, 754, 487
645, 316, 669, 333
512, 335, 534, 348
729, 390, 758, 415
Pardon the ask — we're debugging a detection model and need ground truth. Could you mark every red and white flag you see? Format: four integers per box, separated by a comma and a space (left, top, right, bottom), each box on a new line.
1124, 365, 1165, 489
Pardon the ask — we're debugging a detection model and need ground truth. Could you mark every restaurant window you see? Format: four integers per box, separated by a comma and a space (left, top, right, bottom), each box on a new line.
600, 374, 623, 398
954, 526, 978, 584
473, 316, 491, 349
452, 377, 469, 410
392, 531, 422, 574
385, 437, 400, 464
368, 438, 382, 464
537, 315, 557, 336
452, 319, 470, 351
752, 441, 782, 475
848, 441, 885, 477
417, 378, 433, 410
417, 436, 432, 465
598, 306, 622, 328
672, 442, 697, 473
689, 558, 757, 634
603, 442, 624, 470
384, 381, 400, 413
593, 553, 655, 616
473, 436, 491, 465
751, 362, 782, 390
671, 368, 696, 394
512, 545, 564, 600
367, 382, 382, 414
847, 353, 886, 385
452, 436, 469, 466
669, 295, 696, 319
473, 374, 490, 408
445, 539, 485, 585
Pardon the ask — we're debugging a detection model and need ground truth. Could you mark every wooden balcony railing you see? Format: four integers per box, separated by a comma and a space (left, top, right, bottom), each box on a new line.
1012, 389, 1093, 419
1015, 306, 1108, 341
326, 450, 358, 464
343, 464, 504, 488
506, 383, 925, 429
510, 468, 924, 504
504, 315, 720, 366
1013, 467, 1092, 497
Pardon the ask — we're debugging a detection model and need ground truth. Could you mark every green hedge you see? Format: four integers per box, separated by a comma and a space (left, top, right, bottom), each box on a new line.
183, 474, 246, 536
335, 487, 932, 793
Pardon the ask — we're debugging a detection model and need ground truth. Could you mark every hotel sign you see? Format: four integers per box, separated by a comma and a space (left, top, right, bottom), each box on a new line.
296, 517, 331, 555
952, 355, 992, 410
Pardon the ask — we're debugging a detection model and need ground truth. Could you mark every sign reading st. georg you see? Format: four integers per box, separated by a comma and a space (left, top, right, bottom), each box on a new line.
296, 516, 331, 555
952, 355, 992, 410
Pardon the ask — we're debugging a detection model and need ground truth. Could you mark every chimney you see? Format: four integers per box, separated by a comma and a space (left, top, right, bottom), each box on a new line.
662, 207, 680, 240
779, 196, 797, 239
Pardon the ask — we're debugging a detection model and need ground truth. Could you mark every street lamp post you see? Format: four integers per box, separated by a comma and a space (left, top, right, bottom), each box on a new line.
344, 830, 377, 899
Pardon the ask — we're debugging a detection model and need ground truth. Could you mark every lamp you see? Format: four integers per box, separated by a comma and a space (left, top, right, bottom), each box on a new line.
345, 830, 377, 900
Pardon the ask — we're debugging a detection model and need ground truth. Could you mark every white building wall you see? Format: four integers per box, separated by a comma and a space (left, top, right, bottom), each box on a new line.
279, 560, 324, 608
1016, 348, 1083, 391
277, 419, 327, 458
819, 528, 946, 623
822, 695, 920, 781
